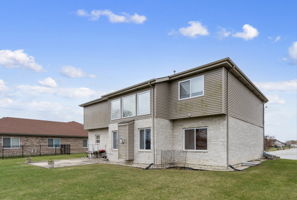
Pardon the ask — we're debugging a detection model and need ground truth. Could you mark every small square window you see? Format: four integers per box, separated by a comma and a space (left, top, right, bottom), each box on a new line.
179, 75, 204, 100
184, 128, 207, 150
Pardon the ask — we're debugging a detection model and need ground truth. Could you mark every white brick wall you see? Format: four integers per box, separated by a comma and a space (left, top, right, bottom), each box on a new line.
228, 116, 264, 165
88, 129, 108, 152
155, 118, 173, 164
107, 123, 119, 161
133, 118, 154, 164
171, 115, 228, 167
87, 115, 263, 169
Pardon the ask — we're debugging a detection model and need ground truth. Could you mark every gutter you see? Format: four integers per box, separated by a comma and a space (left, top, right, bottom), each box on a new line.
226, 69, 229, 169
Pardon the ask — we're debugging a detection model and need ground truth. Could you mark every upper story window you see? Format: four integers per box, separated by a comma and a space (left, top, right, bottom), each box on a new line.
179, 75, 204, 100
110, 90, 151, 120
3, 137, 20, 148
111, 99, 121, 120
122, 94, 136, 118
137, 91, 150, 116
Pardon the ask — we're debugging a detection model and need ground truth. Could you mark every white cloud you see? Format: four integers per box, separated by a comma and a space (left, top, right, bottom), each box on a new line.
178, 21, 209, 38
0, 79, 7, 92
0, 98, 13, 107
0, 49, 43, 72
232, 24, 259, 40
0, 99, 83, 123
267, 94, 285, 104
288, 41, 297, 65
76, 9, 87, 16
58, 87, 98, 98
61, 66, 96, 78
76, 9, 147, 24
17, 84, 101, 99
17, 85, 54, 94
38, 77, 58, 88
268, 36, 281, 43
217, 27, 231, 39
256, 80, 297, 91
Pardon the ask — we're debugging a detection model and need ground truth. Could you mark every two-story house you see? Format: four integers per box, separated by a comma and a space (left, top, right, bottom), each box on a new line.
80, 58, 268, 170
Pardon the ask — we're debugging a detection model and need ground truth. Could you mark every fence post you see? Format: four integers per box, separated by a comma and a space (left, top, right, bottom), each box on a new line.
55, 146, 56, 155
22, 145, 24, 157
1, 146, 3, 159
40, 145, 41, 156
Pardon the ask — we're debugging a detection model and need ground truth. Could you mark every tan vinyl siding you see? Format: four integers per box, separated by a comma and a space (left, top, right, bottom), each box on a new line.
155, 82, 170, 119
168, 68, 224, 119
127, 122, 134, 160
227, 72, 264, 127
118, 121, 134, 160
109, 88, 153, 124
83, 101, 109, 129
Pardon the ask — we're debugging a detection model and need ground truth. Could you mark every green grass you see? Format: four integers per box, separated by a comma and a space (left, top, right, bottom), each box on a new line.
0, 155, 297, 200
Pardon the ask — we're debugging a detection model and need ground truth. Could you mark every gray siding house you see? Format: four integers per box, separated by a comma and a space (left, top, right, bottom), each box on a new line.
80, 58, 268, 170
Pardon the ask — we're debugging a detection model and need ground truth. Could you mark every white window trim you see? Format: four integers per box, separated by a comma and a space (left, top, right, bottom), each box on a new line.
47, 138, 61, 148
183, 127, 208, 152
112, 130, 118, 150
121, 94, 136, 119
2, 137, 21, 149
111, 98, 121, 120
139, 127, 152, 151
178, 75, 204, 100
137, 90, 151, 116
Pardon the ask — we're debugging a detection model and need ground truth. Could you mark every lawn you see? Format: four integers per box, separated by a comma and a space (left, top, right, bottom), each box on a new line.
0, 155, 297, 200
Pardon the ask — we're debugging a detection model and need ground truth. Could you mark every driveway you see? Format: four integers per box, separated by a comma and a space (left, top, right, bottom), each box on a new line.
268, 148, 297, 160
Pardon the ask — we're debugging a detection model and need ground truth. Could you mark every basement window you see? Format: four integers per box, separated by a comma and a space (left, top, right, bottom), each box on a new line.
139, 128, 151, 150
179, 75, 204, 100
3, 137, 20, 148
184, 128, 207, 150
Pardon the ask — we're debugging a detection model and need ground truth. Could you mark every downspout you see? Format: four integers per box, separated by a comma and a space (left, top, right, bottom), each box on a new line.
263, 104, 265, 153
149, 81, 156, 166
226, 70, 229, 169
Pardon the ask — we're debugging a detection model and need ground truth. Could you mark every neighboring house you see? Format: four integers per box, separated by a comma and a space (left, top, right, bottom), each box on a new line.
273, 139, 286, 148
80, 58, 268, 170
0, 117, 88, 158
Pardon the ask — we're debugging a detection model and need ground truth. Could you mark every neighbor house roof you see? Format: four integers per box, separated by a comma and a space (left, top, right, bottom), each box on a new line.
0, 117, 87, 137
80, 57, 268, 107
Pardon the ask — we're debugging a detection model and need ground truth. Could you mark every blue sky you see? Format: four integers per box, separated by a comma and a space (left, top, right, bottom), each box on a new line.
0, 0, 296, 141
